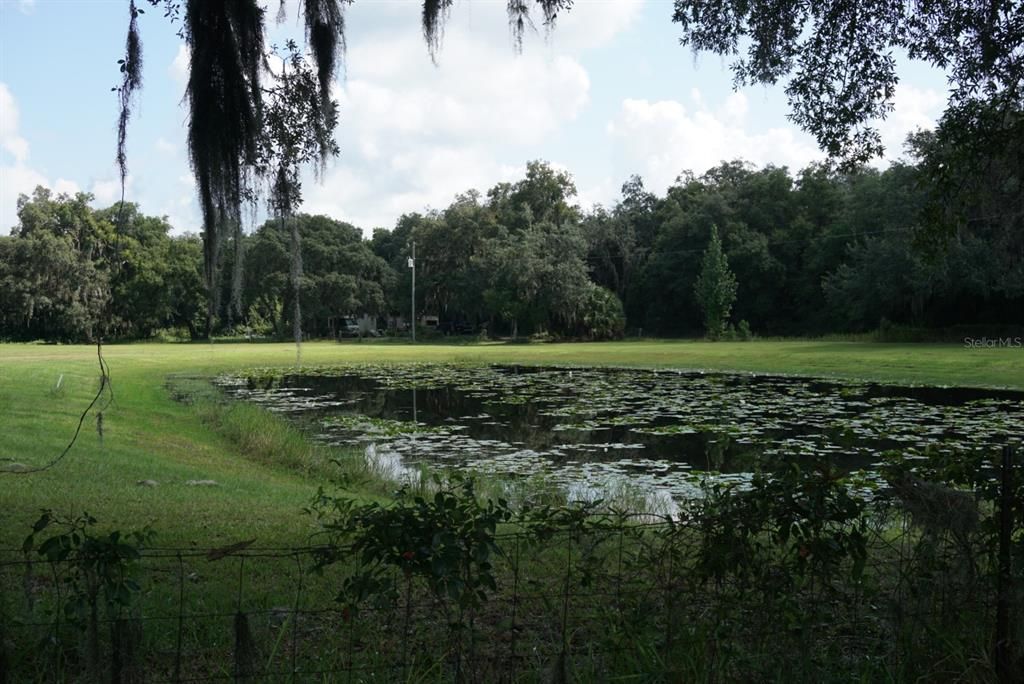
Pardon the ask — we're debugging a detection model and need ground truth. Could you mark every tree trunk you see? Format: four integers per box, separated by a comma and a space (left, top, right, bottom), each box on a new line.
288, 215, 302, 363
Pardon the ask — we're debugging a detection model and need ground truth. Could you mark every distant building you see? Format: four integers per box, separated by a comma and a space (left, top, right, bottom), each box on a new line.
338, 314, 379, 337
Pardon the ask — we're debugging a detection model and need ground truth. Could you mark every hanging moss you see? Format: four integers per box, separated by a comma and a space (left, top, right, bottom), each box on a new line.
116, 1, 143, 187
421, 0, 454, 61
184, 0, 265, 333
115, 0, 573, 337
302, 0, 348, 108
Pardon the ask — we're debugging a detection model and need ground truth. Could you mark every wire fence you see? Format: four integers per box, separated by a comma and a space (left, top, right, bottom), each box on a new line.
1, 451, 1020, 683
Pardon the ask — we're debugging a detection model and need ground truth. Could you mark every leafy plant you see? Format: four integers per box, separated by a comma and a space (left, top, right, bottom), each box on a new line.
309, 474, 512, 614
22, 510, 154, 679
23, 510, 153, 626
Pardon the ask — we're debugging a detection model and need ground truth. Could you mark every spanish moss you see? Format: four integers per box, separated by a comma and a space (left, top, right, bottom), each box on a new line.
184, 0, 265, 336
302, 0, 348, 110
116, 1, 143, 187
259, 43, 339, 359
507, 0, 573, 51
421, 0, 454, 62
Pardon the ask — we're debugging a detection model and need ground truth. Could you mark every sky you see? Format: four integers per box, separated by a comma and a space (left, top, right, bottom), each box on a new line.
0, 0, 950, 236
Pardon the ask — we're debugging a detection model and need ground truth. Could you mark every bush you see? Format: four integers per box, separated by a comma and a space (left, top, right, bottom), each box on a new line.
577, 283, 626, 340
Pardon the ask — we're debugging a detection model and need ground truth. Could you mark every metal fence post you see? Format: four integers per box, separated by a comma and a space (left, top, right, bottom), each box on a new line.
995, 444, 1016, 683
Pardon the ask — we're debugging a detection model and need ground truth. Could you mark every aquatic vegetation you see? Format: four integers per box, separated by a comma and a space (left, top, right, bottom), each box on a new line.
215, 364, 1024, 509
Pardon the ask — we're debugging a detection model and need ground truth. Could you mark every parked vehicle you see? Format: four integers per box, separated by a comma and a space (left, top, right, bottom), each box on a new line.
339, 317, 362, 337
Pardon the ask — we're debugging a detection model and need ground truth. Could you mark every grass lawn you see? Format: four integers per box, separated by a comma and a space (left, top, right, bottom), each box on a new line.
1, 338, 1020, 548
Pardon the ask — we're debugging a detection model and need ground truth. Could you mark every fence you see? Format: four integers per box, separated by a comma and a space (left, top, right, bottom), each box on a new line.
1, 447, 1020, 683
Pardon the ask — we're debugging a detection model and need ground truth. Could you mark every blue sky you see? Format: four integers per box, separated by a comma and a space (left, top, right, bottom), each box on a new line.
1, 0, 950, 235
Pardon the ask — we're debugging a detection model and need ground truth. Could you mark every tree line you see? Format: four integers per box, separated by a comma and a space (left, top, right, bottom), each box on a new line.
2, 140, 1021, 343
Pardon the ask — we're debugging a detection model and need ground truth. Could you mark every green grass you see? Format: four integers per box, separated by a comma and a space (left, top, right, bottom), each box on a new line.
0, 338, 1020, 548
0, 338, 1018, 681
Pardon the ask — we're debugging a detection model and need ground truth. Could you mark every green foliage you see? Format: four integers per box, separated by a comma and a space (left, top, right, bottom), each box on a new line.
672, 0, 1024, 167
693, 461, 869, 587
22, 510, 153, 628
694, 226, 738, 339
5, 148, 1023, 343
243, 214, 392, 339
575, 281, 626, 340
309, 475, 512, 614
0, 189, 205, 342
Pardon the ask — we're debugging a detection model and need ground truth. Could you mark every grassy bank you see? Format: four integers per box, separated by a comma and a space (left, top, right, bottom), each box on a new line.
1, 339, 1020, 681
1, 338, 1021, 549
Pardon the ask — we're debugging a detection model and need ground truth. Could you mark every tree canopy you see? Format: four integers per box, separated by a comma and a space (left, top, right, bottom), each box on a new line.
115, 1, 575, 306
4, 150, 1022, 343
672, 0, 1024, 166
109, 0, 1023, 297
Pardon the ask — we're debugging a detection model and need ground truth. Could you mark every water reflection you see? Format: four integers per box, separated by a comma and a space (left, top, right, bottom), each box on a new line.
218, 365, 1024, 507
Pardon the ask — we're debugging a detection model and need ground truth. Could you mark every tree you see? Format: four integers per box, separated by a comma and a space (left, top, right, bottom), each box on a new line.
0, 188, 208, 342
116, 0, 574, 310
93, 0, 1022, 321
672, 0, 1024, 166
258, 39, 340, 351
5, 189, 112, 342
244, 214, 392, 338
694, 225, 738, 339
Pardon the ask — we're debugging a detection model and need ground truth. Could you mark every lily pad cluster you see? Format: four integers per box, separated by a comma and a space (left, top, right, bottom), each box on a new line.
215, 365, 1024, 509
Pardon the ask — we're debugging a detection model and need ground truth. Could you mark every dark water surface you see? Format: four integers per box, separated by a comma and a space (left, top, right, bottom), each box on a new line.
217, 365, 1024, 505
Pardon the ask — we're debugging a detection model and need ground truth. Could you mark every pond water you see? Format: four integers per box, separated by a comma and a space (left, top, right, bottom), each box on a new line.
216, 365, 1024, 507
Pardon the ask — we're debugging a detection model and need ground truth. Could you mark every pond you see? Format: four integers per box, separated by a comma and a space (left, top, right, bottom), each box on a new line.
216, 365, 1024, 508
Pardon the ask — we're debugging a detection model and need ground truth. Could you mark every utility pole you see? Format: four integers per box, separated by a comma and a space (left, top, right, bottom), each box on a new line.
408, 240, 416, 343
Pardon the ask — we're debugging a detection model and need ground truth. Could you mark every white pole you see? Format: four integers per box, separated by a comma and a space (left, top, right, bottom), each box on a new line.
410, 240, 416, 343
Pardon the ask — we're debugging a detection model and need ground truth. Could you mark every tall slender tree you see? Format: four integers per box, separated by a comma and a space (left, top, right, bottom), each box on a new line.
694, 225, 738, 339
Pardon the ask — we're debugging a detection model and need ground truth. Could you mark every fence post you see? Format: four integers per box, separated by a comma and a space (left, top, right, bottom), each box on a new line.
995, 444, 1016, 683
0, 563, 9, 684
291, 552, 303, 682
173, 553, 184, 683
509, 534, 520, 678
556, 529, 572, 684
233, 557, 255, 682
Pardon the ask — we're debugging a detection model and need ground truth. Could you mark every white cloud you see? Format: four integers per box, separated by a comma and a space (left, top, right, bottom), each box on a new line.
301, 17, 591, 231
546, 0, 645, 52
17, 0, 35, 15
575, 176, 618, 211
1, 83, 62, 230
340, 33, 589, 147
604, 84, 946, 196
0, 83, 29, 164
53, 178, 80, 195
305, 148, 516, 230
0, 165, 46, 230
91, 176, 133, 206
877, 84, 944, 162
606, 92, 822, 194
169, 44, 189, 89
155, 137, 177, 155
288, 0, 654, 231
